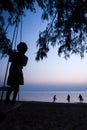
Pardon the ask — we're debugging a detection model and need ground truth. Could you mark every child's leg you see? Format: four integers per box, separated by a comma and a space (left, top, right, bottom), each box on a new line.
5, 87, 13, 101
12, 84, 19, 102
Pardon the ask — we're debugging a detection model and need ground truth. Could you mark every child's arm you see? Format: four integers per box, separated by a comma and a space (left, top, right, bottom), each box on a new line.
8, 49, 16, 62
23, 56, 28, 66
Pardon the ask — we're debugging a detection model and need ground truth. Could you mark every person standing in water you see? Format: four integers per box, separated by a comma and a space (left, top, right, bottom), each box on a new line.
67, 94, 70, 103
53, 95, 57, 102
78, 94, 84, 103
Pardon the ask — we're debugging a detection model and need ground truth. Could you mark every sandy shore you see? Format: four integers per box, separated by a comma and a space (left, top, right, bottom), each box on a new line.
0, 101, 87, 130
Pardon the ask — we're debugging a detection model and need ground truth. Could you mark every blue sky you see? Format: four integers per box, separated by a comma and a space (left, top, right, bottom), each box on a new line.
0, 5, 87, 91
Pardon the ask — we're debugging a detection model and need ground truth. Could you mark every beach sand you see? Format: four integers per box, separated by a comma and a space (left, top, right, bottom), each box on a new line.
0, 101, 87, 130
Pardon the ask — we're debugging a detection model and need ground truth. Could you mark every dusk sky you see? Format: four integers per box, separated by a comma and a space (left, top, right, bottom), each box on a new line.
0, 4, 87, 91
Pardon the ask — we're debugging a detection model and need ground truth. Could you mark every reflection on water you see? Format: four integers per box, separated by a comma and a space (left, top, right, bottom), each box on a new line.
19, 91, 87, 103
1, 91, 87, 103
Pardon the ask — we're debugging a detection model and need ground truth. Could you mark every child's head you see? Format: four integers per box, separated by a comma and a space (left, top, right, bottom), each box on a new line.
17, 42, 28, 54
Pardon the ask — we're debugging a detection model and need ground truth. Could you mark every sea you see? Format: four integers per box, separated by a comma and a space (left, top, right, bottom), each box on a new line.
1, 90, 87, 103
18, 91, 87, 103
1, 84, 87, 103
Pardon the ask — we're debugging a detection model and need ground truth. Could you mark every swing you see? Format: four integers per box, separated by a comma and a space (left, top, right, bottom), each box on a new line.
0, 14, 23, 101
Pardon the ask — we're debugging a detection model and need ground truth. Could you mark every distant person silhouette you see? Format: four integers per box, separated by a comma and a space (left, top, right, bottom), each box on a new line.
53, 95, 57, 102
67, 94, 70, 103
78, 94, 84, 103
4, 42, 28, 104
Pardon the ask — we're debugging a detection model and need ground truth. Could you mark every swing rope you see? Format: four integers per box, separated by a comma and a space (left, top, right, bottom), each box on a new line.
20, 15, 23, 42
4, 16, 13, 33
18, 14, 23, 101
1, 14, 23, 100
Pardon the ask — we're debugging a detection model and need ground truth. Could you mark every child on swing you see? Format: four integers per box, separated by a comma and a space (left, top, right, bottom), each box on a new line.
5, 42, 28, 104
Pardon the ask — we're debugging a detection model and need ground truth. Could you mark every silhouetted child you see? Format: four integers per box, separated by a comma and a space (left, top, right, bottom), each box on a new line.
67, 94, 70, 103
78, 94, 84, 103
5, 42, 28, 104
53, 95, 57, 102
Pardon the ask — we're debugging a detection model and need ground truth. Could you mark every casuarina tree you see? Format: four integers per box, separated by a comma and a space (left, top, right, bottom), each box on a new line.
0, 0, 87, 60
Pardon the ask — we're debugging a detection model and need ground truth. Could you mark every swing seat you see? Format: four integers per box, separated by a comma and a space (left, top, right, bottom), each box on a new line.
0, 86, 9, 91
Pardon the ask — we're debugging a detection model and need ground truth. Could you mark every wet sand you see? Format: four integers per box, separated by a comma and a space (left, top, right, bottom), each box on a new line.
0, 101, 87, 130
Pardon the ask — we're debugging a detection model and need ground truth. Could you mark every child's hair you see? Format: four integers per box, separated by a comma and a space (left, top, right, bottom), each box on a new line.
17, 42, 28, 54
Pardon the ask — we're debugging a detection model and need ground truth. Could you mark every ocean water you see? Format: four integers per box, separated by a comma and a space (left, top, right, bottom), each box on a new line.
16, 91, 87, 103
1, 85, 87, 103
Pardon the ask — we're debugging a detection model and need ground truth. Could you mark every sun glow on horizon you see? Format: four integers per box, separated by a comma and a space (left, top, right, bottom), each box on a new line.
24, 47, 87, 86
